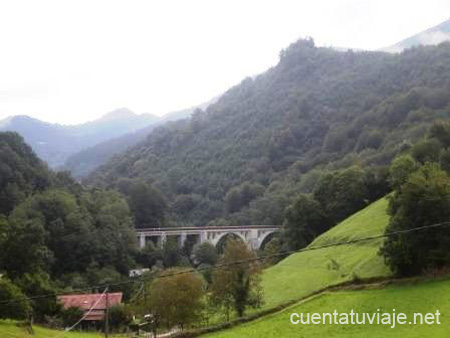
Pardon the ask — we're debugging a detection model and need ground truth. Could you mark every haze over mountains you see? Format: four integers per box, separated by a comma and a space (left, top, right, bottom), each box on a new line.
62, 98, 218, 178
0, 108, 158, 167
0, 100, 215, 172
383, 18, 450, 52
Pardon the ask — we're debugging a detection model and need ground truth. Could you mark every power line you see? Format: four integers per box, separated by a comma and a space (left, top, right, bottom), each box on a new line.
1, 220, 450, 306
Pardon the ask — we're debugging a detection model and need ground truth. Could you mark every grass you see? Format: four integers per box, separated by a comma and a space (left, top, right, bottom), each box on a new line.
206, 277, 450, 337
261, 197, 391, 310
0, 320, 104, 338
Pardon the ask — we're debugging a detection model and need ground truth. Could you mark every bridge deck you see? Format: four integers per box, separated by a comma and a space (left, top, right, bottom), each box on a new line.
136, 225, 281, 233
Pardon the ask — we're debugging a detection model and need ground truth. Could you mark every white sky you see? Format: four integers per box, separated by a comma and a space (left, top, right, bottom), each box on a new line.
0, 0, 449, 124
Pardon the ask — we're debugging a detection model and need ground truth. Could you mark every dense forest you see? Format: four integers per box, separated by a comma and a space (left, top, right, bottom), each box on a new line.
87, 39, 450, 228
0, 132, 139, 320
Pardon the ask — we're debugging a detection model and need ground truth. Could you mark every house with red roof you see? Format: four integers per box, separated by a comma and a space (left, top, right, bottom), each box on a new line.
58, 292, 123, 321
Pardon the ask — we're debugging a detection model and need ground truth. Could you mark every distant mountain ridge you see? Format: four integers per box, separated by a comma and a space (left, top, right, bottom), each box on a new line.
0, 97, 219, 172
62, 97, 219, 178
0, 108, 158, 167
382, 18, 450, 53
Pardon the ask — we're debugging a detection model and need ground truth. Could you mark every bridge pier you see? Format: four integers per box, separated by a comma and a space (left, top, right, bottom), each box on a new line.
178, 232, 187, 248
157, 234, 166, 248
248, 229, 259, 250
139, 234, 146, 249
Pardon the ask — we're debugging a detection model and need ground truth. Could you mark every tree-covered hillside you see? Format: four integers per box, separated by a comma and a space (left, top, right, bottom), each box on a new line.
0, 132, 137, 322
0, 132, 52, 215
87, 39, 450, 227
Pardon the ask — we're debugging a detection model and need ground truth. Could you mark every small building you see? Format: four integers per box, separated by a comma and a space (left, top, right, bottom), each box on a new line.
129, 268, 150, 278
58, 292, 123, 321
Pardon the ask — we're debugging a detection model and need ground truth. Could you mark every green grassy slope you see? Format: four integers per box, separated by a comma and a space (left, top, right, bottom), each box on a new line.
0, 320, 104, 338
207, 277, 450, 337
261, 197, 391, 309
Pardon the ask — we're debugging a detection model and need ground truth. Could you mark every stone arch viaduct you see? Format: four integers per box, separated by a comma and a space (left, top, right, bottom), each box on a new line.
136, 225, 281, 250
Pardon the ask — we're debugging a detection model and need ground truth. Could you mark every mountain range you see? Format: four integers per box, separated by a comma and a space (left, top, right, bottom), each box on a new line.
62, 98, 217, 178
0, 99, 216, 173
0, 108, 158, 167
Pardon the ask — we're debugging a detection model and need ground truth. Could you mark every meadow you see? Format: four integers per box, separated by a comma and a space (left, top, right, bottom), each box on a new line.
261, 197, 391, 309
0, 320, 103, 338
207, 277, 450, 337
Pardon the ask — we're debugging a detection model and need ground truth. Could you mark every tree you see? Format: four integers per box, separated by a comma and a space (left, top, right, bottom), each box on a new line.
161, 237, 184, 268
108, 304, 132, 332
83, 189, 138, 275
9, 190, 88, 277
1, 216, 50, 279
314, 166, 369, 223
136, 242, 161, 269
211, 240, 263, 318
8, 188, 137, 277
382, 163, 450, 276
193, 242, 218, 266
0, 215, 8, 268
388, 154, 418, 190
430, 121, 450, 148
284, 194, 330, 249
145, 269, 205, 332
122, 180, 167, 228
411, 138, 441, 164
16, 270, 60, 322
225, 182, 264, 214
0, 278, 31, 320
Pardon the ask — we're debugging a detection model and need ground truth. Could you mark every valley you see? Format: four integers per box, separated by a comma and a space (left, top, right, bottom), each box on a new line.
2, 11, 450, 338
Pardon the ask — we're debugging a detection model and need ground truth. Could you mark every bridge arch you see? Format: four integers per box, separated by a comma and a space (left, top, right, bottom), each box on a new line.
211, 232, 246, 252
257, 230, 279, 250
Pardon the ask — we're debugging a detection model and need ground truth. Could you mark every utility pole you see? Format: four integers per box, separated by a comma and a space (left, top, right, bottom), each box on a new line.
105, 289, 109, 338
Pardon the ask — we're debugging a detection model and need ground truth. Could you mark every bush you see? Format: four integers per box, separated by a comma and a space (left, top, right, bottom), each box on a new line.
108, 304, 132, 332
0, 278, 31, 320
60, 306, 84, 328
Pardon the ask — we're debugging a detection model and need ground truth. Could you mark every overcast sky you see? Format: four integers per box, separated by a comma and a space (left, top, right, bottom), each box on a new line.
0, 0, 449, 124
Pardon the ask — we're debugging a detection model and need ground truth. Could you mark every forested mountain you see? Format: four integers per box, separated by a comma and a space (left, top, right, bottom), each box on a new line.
0, 131, 138, 319
383, 18, 450, 52
86, 39, 450, 227
0, 132, 52, 215
63, 98, 218, 178
0, 108, 157, 167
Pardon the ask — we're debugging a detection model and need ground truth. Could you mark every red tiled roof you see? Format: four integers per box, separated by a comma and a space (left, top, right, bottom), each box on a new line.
57, 293, 122, 321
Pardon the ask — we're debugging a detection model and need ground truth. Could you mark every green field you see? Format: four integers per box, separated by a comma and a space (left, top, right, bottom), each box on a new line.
0, 320, 103, 338
207, 277, 450, 337
261, 197, 391, 309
